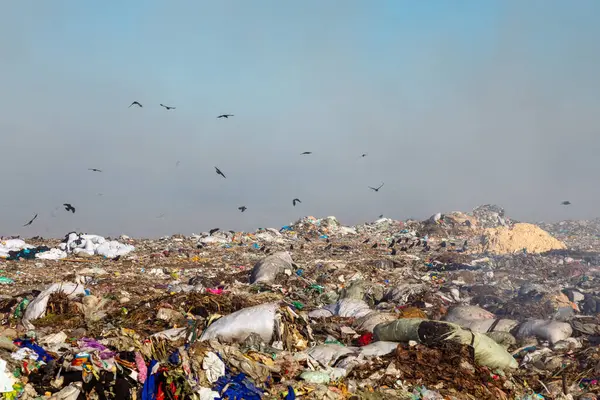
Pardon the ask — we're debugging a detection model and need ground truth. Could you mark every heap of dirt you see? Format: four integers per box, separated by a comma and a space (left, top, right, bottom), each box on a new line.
478, 223, 566, 254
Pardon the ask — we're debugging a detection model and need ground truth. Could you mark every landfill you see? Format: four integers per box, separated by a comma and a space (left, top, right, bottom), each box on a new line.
1, 205, 600, 399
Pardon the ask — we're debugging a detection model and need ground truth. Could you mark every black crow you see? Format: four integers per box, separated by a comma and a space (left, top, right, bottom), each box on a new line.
129, 101, 142, 108
88, 168, 102, 172
293, 198, 301, 206
304, 237, 311, 242
388, 239, 396, 248
324, 244, 332, 251
360, 153, 367, 158
371, 243, 378, 248
160, 104, 175, 110
391, 248, 397, 255
23, 214, 38, 227
209, 228, 220, 236
63, 204, 76, 213
215, 167, 226, 178
301, 152, 312, 155
362, 238, 370, 244
217, 114, 234, 119
238, 206, 247, 212
368, 183, 384, 192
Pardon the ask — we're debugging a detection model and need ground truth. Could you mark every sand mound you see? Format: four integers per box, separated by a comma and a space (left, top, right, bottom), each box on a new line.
478, 223, 566, 254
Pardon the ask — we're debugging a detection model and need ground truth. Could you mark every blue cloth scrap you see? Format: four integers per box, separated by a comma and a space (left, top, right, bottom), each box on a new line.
141, 360, 159, 400
213, 373, 263, 400
13, 338, 54, 363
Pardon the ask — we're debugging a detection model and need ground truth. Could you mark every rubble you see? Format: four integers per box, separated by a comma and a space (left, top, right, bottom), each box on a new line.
1, 206, 600, 398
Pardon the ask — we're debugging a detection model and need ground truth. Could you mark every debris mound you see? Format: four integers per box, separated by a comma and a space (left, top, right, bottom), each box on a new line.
478, 222, 566, 254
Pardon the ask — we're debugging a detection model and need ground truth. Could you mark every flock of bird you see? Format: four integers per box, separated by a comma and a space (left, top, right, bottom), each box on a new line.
19, 100, 574, 230
19, 101, 385, 229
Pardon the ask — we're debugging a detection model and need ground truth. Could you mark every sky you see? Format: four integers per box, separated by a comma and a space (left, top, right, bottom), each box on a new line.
1, 1, 599, 238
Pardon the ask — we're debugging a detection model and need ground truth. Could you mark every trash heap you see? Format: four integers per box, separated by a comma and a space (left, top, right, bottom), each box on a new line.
1, 206, 600, 399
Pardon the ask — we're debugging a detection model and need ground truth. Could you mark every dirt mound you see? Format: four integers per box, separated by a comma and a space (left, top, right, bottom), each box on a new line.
478, 223, 566, 254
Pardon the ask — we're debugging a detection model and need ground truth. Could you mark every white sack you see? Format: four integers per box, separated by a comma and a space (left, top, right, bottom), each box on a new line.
200, 302, 279, 343
22, 283, 86, 330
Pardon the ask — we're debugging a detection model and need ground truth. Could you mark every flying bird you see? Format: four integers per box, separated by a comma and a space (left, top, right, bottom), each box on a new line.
561, 201, 571, 205
238, 206, 247, 212
217, 114, 234, 119
292, 198, 301, 206
360, 153, 368, 158
160, 104, 175, 110
175, 161, 181, 167
301, 152, 312, 155
88, 168, 102, 172
63, 203, 76, 213
129, 101, 142, 108
214, 167, 226, 179
209, 228, 220, 236
23, 214, 38, 227
368, 183, 384, 192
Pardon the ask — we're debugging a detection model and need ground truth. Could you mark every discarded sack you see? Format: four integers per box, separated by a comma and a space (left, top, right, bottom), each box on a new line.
249, 252, 293, 284
200, 302, 279, 343
373, 318, 518, 370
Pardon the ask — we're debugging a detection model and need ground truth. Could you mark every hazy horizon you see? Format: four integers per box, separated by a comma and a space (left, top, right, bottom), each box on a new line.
1, 1, 599, 238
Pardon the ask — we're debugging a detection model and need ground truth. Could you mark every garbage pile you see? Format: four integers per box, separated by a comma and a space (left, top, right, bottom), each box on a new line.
1, 205, 600, 399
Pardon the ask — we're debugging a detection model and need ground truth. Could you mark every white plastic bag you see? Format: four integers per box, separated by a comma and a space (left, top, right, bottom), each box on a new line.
445, 305, 495, 322
307, 344, 356, 366
22, 282, 86, 330
359, 341, 398, 357
517, 320, 573, 344
200, 302, 279, 343
249, 252, 293, 284
0, 359, 15, 393
202, 352, 225, 383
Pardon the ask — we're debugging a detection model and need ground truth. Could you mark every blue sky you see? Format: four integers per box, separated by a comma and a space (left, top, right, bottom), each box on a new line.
1, 1, 599, 237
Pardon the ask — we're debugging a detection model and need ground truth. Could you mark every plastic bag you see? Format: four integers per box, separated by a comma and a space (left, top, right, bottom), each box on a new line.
445, 305, 495, 322
200, 302, 279, 343
373, 318, 424, 342
358, 341, 398, 357
307, 344, 356, 366
203, 352, 225, 383
249, 252, 293, 284
354, 312, 397, 333
450, 317, 519, 334
22, 282, 86, 330
517, 320, 573, 344
373, 319, 518, 369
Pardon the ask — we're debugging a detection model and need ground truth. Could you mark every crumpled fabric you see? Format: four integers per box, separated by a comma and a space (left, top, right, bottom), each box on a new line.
141, 360, 159, 400
7, 246, 50, 260
136, 352, 147, 384
13, 338, 54, 363
213, 373, 263, 400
